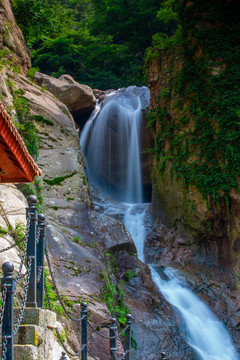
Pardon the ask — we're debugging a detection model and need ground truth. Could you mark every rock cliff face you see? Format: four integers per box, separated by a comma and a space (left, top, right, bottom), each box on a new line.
145, 4, 240, 271
145, 1, 240, 352
0, 0, 31, 74
0, 1, 192, 358
0, 71, 191, 357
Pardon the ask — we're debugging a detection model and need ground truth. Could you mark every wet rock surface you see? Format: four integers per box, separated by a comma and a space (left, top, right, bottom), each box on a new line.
121, 260, 192, 360
89, 190, 192, 359
144, 202, 240, 354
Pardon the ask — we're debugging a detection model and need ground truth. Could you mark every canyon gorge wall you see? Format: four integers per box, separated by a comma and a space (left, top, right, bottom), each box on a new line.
145, 0, 240, 273
145, 1, 240, 349
0, 1, 192, 358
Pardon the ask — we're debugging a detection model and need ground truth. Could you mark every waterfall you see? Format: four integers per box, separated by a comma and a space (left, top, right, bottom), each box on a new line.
150, 266, 239, 360
80, 86, 150, 203
124, 204, 146, 262
80, 86, 239, 359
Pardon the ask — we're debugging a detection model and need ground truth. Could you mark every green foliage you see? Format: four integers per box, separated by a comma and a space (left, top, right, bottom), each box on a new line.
17, 183, 35, 198
43, 171, 77, 186
124, 270, 137, 281
101, 253, 130, 326
33, 115, 54, 126
73, 236, 81, 243
91, 0, 164, 54
0, 48, 21, 73
157, 0, 178, 23
6, 80, 40, 159
0, 222, 26, 249
44, 269, 64, 315
147, 0, 240, 205
17, 178, 43, 212
27, 67, 40, 79
0, 226, 9, 236
11, 0, 175, 89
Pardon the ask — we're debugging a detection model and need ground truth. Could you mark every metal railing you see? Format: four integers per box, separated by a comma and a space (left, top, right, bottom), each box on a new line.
0, 195, 45, 360
0, 195, 168, 359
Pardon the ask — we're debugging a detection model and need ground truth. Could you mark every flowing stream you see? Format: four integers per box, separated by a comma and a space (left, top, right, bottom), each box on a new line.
80, 86, 239, 359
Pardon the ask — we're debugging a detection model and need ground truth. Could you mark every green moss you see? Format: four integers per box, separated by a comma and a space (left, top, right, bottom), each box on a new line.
86, 243, 95, 248
33, 115, 54, 126
43, 171, 77, 186
100, 253, 130, 327
6, 80, 40, 159
44, 270, 64, 316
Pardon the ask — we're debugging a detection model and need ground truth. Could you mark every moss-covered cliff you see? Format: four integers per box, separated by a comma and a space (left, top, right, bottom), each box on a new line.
146, 0, 240, 271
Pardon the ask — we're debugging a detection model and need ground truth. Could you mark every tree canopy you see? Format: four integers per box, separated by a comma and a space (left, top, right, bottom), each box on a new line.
11, 0, 171, 89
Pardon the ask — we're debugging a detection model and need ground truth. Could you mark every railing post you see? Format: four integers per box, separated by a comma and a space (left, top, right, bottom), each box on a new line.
124, 314, 132, 360
59, 352, 67, 360
110, 318, 117, 360
81, 302, 88, 360
26, 195, 38, 308
37, 213, 45, 308
1, 262, 15, 360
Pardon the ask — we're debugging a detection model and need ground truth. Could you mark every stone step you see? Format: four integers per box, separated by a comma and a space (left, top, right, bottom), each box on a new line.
1, 308, 71, 360
14, 308, 56, 327
14, 345, 39, 360
14, 324, 44, 346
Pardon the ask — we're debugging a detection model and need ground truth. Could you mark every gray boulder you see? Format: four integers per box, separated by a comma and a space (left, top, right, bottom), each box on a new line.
33, 72, 96, 115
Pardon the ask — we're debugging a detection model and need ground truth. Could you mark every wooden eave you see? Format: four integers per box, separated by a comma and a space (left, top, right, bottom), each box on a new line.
0, 102, 42, 183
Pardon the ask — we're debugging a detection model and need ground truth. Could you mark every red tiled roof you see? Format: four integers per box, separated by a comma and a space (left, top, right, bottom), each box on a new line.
0, 101, 42, 183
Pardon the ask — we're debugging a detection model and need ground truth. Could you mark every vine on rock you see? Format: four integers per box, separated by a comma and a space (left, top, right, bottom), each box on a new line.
146, 0, 240, 206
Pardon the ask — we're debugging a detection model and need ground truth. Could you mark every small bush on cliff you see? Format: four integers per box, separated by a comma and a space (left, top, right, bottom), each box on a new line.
6, 81, 40, 159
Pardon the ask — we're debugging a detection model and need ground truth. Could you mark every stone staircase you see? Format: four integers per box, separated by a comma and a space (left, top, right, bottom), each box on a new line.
13, 308, 69, 360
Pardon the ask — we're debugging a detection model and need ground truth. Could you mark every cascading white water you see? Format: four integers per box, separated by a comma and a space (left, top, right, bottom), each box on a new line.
150, 266, 239, 360
80, 86, 239, 359
80, 86, 149, 203
124, 204, 146, 262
